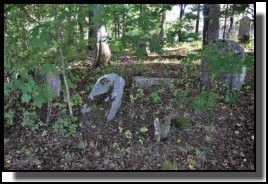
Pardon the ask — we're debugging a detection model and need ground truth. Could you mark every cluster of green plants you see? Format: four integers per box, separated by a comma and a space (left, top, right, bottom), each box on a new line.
52, 116, 78, 136
191, 91, 220, 111
161, 160, 177, 170
129, 84, 144, 103
151, 87, 164, 103
202, 41, 244, 78
133, 64, 150, 76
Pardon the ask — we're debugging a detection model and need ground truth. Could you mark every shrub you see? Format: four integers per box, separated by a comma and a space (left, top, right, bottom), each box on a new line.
191, 91, 219, 111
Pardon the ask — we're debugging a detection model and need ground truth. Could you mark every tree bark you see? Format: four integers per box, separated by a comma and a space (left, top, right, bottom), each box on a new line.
159, 6, 166, 45
88, 10, 94, 50
203, 4, 220, 46
94, 5, 111, 68
179, 4, 187, 20
53, 5, 73, 117
223, 4, 229, 39
226, 4, 235, 39
78, 5, 84, 43
195, 4, 201, 33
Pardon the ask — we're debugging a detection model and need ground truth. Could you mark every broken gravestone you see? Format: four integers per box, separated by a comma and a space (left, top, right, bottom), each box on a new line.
133, 76, 176, 89
154, 116, 171, 142
238, 16, 251, 43
200, 39, 246, 90
80, 73, 125, 128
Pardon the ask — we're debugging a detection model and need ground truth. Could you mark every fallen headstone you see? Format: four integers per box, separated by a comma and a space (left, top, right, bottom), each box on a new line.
133, 76, 176, 89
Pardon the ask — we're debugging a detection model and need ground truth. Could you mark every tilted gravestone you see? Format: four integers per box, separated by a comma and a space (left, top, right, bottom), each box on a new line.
200, 39, 246, 90
80, 73, 125, 127
238, 16, 251, 43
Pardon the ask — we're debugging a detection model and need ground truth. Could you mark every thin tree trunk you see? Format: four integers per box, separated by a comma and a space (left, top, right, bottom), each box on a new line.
203, 4, 209, 46
122, 13, 125, 37
78, 5, 84, 43
88, 11, 94, 50
179, 4, 187, 20
226, 4, 235, 39
159, 6, 166, 45
223, 4, 229, 39
117, 15, 120, 38
53, 5, 73, 116
114, 13, 117, 38
195, 4, 200, 33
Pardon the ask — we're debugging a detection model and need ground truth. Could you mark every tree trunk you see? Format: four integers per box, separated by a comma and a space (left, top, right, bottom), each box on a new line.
223, 4, 229, 39
159, 6, 166, 45
226, 4, 235, 39
78, 5, 84, 43
179, 4, 187, 20
88, 11, 94, 50
114, 13, 117, 38
122, 13, 125, 37
53, 5, 73, 117
203, 4, 220, 46
94, 5, 111, 68
195, 4, 201, 33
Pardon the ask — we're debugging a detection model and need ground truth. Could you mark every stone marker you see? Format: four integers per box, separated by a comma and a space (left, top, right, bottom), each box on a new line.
46, 74, 61, 98
81, 73, 125, 124
133, 76, 176, 89
200, 39, 246, 90
238, 16, 251, 43
154, 116, 171, 142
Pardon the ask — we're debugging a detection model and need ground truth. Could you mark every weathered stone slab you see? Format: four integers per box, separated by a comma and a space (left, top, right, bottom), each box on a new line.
46, 74, 61, 98
81, 73, 125, 125
238, 16, 251, 43
154, 116, 171, 142
200, 39, 246, 90
133, 76, 176, 89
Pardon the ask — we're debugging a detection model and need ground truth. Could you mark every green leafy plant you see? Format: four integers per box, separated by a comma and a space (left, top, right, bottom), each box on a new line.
4, 109, 15, 126
161, 160, 177, 170
22, 110, 43, 131
140, 127, 148, 133
151, 90, 161, 103
191, 91, 219, 111
53, 116, 78, 136
133, 64, 150, 76
65, 152, 75, 162
76, 138, 88, 149
124, 130, 132, 139
202, 41, 244, 78
130, 86, 144, 103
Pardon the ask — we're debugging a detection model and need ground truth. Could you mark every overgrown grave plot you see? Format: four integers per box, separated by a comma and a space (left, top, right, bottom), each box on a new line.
4, 50, 254, 170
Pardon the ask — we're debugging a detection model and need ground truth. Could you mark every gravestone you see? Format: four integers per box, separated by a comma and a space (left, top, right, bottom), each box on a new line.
34, 72, 61, 98
133, 76, 176, 89
80, 73, 125, 128
154, 116, 172, 142
238, 16, 251, 43
200, 39, 246, 90
46, 74, 61, 98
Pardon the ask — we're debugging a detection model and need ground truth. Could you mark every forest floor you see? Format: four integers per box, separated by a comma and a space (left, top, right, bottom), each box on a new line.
4, 45, 255, 170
